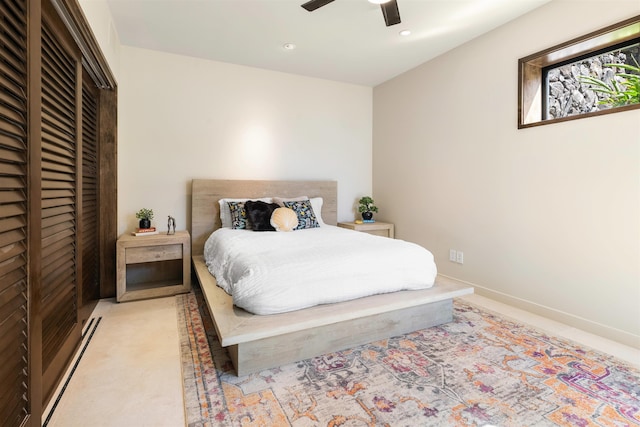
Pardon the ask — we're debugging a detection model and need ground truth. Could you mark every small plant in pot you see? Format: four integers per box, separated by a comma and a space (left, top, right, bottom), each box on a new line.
136, 208, 154, 229
358, 196, 378, 221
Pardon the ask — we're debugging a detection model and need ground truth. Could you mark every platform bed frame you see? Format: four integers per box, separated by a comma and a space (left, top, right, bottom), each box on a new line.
191, 179, 473, 376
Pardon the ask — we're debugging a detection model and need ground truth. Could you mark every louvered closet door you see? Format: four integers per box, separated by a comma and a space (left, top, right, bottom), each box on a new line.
0, 0, 29, 425
81, 80, 99, 304
40, 19, 78, 372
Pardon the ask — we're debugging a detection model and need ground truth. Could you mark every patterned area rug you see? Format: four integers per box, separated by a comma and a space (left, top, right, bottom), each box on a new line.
177, 286, 640, 427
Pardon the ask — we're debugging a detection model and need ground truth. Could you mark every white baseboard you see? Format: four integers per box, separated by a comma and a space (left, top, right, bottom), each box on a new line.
440, 274, 640, 350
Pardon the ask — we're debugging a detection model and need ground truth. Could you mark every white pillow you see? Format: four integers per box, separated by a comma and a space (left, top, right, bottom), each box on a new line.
218, 197, 272, 228
310, 197, 325, 226
273, 196, 308, 206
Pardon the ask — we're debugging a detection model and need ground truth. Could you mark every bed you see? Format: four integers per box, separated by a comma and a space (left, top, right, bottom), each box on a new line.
191, 179, 473, 376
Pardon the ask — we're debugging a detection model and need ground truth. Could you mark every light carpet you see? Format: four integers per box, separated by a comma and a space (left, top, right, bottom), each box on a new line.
177, 286, 640, 427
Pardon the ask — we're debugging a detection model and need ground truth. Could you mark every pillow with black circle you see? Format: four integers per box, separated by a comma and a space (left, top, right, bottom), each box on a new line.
245, 200, 280, 231
227, 201, 248, 229
283, 199, 319, 230
219, 197, 272, 228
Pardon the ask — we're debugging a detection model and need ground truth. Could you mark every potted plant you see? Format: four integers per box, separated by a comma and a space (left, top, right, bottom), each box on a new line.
136, 208, 154, 229
358, 196, 378, 221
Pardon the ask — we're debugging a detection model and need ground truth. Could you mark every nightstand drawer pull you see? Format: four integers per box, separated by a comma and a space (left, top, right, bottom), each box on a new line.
126, 244, 183, 264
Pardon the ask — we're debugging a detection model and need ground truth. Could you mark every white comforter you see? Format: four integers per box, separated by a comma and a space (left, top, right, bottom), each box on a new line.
203, 225, 437, 315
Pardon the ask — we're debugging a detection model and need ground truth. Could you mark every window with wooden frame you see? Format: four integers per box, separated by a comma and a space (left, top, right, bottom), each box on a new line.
519, 15, 640, 128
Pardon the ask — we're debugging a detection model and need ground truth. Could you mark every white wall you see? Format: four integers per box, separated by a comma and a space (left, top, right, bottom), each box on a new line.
117, 47, 372, 234
78, 0, 120, 80
373, 1, 640, 347
80, 0, 638, 346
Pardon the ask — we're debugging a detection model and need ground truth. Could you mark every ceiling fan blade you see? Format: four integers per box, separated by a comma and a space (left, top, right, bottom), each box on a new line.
301, 0, 336, 12
380, 0, 401, 26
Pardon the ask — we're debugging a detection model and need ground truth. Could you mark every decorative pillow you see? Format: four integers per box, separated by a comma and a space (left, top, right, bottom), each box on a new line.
274, 196, 326, 226
228, 201, 248, 229
270, 207, 298, 232
245, 200, 280, 231
219, 198, 272, 228
283, 199, 319, 230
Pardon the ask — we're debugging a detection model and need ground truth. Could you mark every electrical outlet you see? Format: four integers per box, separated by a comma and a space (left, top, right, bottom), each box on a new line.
449, 249, 457, 262
456, 251, 464, 264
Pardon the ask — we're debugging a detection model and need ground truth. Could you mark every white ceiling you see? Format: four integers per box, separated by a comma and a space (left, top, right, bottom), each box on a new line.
106, 0, 552, 87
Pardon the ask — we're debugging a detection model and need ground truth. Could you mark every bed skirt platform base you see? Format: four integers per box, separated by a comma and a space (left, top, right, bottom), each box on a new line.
228, 299, 452, 376
193, 255, 473, 376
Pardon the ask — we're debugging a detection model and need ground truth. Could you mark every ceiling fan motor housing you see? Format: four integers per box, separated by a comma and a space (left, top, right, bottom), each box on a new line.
301, 0, 401, 27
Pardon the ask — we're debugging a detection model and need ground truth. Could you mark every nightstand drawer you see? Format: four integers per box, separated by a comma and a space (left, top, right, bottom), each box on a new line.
125, 244, 183, 264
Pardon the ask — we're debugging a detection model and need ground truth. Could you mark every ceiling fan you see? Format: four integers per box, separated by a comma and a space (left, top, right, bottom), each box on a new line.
301, 0, 401, 27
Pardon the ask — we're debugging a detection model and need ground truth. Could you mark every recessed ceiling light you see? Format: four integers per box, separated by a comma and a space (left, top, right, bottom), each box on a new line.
283, 43, 296, 50
399, 29, 411, 36
368, 0, 391, 4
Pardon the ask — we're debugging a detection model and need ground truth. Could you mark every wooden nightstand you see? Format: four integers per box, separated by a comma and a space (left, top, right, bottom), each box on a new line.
116, 230, 191, 302
338, 221, 395, 238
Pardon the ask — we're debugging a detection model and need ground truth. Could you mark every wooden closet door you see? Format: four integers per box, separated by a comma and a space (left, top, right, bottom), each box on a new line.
0, 0, 30, 425
0, 0, 115, 422
40, 8, 81, 398
81, 78, 99, 305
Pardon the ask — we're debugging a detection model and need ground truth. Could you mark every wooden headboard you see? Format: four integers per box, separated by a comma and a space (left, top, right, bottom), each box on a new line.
191, 179, 338, 255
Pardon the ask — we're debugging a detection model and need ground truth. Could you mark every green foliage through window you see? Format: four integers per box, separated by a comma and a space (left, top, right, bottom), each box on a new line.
579, 62, 640, 108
